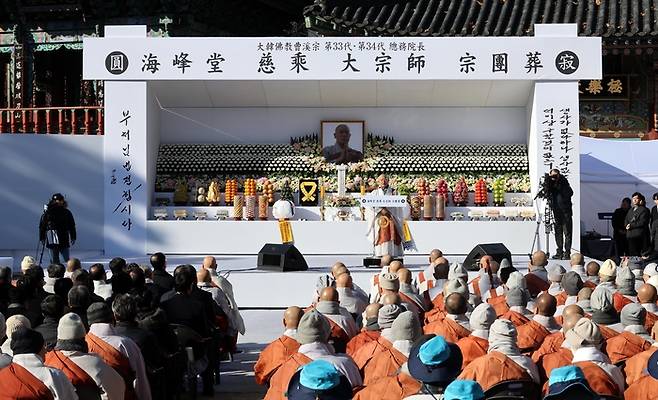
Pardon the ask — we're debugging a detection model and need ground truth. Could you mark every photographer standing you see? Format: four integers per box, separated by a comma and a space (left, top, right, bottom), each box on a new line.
625, 192, 650, 256
39, 193, 76, 264
548, 169, 574, 260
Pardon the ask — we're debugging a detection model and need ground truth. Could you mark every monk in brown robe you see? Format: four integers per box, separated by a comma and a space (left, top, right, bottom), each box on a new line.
626, 372, 658, 400
517, 293, 560, 354
532, 304, 584, 363
590, 286, 623, 340
604, 303, 653, 365
585, 261, 601, 286
423, 292, 471, 343
254, 306, 303, 385
625, 345, 658, 387
499, 287, 532, 327
525, 251, 550, 297
457, 303, 496, 368
351, 304, 403, 370
468, 255, 494, 298
346, 303, 381, 357
397, 268, 427, 315
315, 287, 358, 352
638, 283, 658, 331
535, 312, 583, 383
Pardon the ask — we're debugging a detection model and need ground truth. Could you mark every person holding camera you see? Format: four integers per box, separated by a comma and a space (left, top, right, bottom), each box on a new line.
39, 193, 76, 264
547, 169, 573, 260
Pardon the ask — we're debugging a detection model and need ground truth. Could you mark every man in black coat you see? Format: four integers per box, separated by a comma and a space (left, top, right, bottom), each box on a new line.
39, 193, 76, 264
112, 294, 164, 369
625, 192, 651, 256
150, 252, 174, 300
34, 295, 65, 350
160, 265, 210, 338
612, 197, 631, 257
548, 169, 574, 260
650, 192, 658, 257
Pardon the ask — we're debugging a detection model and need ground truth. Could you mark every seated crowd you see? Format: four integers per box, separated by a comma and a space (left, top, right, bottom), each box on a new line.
255, 251, 658, 399
0, 253, 244, 399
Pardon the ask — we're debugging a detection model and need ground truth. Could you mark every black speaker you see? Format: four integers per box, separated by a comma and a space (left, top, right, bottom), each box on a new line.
463, 243, 512, 271
257, 243, 309, 272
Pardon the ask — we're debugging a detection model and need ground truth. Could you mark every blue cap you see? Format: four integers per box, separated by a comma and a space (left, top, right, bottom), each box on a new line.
286, 360, 352, 400
544, 366, 595, 400
418, 336, 450, 366
299, 360, 340, 390
408, 335, 463, 385
648, 349, 658, 379
444, 380, 485, 400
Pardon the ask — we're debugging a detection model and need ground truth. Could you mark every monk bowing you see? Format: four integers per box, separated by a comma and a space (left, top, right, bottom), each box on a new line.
423, 292, 471, 343
254, 306, 303, 385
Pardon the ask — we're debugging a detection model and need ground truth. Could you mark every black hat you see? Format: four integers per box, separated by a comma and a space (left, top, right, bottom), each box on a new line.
51, 193, 65, 201
11, 328, 45, 355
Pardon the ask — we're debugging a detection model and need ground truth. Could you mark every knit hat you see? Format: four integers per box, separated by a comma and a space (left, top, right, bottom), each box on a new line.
20, 256, 36, 272
506, 287, 529, 307
547, 264, 566, 282
488, 319, 517, 345
628, 260, 642, 275
599, 259, 617, 278
287, 360, 352, 400
444, 380, 485, 400
378, 304, 404, 329
469, 303, 496, 331
616, 267, 637, 296
590, 286, 614, 312
296, 310, 331, 345
644, 263, 658, 278
620, 303, 646, 327
6, 315, 31, 339
648, 275, 658, 290
10, 329, 44, 355
565, 318, 602, 348
505, 271, 526, 290
562, 271, 584, 296
57, 312, 86, 340
447, 263, 468, 282
379, 273, 400, 291
87, 302, 114, 325
408, 335, 463, 385
390, 311, 422, 342
442, 278, 469, 299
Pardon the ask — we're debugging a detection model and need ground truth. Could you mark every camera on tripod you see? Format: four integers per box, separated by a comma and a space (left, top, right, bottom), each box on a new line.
535, 173, 553, 200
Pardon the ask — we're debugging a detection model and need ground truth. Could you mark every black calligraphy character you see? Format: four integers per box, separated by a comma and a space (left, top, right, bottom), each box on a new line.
206, 53, 225, 73
120, 204, 131, 215
123, 160, 131, 172
460, 52, 476, 74
121, 130, 129, 140
341, 53, 360, 72
123, 189, 132, 201
290, 52, 308, 73
110, 169, 117, 185
407, 53, 426, 74
258, 52, 275, 74
492, 53, 508, 73
123, 175, 132, 186
120, 110, 130, 126
257, 42, 264, 51
375, 52, 392, 73
173, 52, 192, 74
555, 51, 579, 75
525, 52, 543, 74
122, 218, 132, 231
141, 53, 160, 74
122, 144, 129, 157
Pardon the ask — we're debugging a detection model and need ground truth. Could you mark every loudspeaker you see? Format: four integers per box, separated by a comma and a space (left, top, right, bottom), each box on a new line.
463, 243, 512, 271
257, 243, 308, 272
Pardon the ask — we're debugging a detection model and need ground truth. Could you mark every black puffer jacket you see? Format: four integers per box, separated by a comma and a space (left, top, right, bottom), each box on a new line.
549, 175, 574, 213
39, 203, 76, 248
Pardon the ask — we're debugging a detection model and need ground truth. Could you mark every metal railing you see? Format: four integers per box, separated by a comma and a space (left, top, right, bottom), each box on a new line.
0, 106, 103, 135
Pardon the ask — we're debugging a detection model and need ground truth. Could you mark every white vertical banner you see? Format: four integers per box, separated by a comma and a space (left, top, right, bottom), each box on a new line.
104, 81, 148, 256
530, 81, 580, 253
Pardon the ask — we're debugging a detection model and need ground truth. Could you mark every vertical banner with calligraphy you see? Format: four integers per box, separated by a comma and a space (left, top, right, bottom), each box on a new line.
530, 81, 580, 252
104, 81, 147, 256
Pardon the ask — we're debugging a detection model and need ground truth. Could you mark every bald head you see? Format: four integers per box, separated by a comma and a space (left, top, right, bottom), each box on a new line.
197, 268, 211, 284
536, 293, 557, 316
331, 262, 347, 277
445, 293, 467, 315
562, 314, 583, 332
365, 303, 382, 319
381, 293, 401, 306
578, 287, 593, 301
638, 284, 658, 304
335, 273, 352, 289
480, 255, 494, 270
562, 304, 584, 318
397, 268, 412, 284
531, 251, 548, 268
429, 249, 443, 263
380, 255, 393, 267
283, 306, 303, 329
434, 262, 450, 280
570, 253, 584, 267
586, 261, 600, 277
320, 287, 339, 302
389, 261, 403, 274
202, 256, 217, 270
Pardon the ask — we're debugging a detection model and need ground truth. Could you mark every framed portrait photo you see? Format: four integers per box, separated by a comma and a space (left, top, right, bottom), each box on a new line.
320, 120, 365, 164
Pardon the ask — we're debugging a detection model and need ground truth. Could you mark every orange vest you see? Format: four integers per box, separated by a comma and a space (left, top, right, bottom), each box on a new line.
499, 309, 530, 327
555, 291, 569, 306
487, 289, 509, 317
376, 215, 401, 246
525, 273, 550, 298
423, 305, 446, 325
531, 331, 564, 363
470, 276, 482, 298
44, 351, 98, 395
423, 316, 471, 343
0, 362, 55, 400
537, 347, 572, 386
264, 352, 313, 400
362, 346, 408, 386
457, 335, 488, 369
417, 271, 427, 285
583, 280, 597, 289
325, 317, 351, 354
85, 332, 137, 400
254, 335, 300, 385
353, 372, 421, 400
352, 336, 392, 370
458, 351, 532, 391
625, 374, 658, 400
347, 330, 380, 358
430, 293, 445, 312
516, 320, 551, 354
604, 331, 653, 365
597, 324, 621, 341
644, 310, 658, 332
574, 361, 622, 397
613, 292, 634, 313
625, 347, 658, 387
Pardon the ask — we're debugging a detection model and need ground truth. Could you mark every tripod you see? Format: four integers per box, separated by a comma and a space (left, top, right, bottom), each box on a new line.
35, 206, 49, 265
529, 180, 555, 259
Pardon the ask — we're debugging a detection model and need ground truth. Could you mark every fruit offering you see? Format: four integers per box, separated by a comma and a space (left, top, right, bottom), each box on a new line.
206, 180, 220, 205
436, 179, 449, 204
452, 177, 469, 206
410, 196, 422, 221
474, 178, 488, 206
492, 178, 506, 206
244, 178, 257, 197
225, 179, 237, 205
416, 178, 430, 196
262, 179, 275, 204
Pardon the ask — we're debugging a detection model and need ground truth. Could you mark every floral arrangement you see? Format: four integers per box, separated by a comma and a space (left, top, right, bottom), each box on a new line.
324, 195, 359, 208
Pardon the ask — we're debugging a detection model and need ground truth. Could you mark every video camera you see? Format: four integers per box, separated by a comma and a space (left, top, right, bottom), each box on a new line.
535, 173, 553, 200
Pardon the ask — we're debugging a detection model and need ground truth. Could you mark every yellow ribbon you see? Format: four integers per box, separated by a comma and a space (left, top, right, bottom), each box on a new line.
300, 181, 318, 202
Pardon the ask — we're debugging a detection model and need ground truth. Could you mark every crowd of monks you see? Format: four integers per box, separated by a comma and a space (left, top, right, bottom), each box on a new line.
255, 250, 658, 399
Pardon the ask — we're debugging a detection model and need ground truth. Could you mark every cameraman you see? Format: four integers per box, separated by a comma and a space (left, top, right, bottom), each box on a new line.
547, 169, 573, 260
39, 193, 76, 264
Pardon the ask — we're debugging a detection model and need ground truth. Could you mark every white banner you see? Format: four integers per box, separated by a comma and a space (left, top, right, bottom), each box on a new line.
360, 195, 408, 208
83, 36, 601, 81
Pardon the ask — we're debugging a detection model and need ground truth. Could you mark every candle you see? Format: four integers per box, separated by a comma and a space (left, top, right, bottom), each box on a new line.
245, 195, 256, 220
423, 195, 433, 220
233, 195, 244, 220
258, 195, 268, 220
436, 196, 445, 221
360, 183, 366, 196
